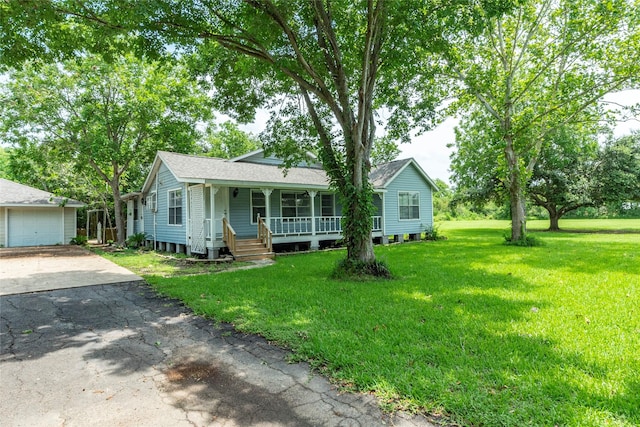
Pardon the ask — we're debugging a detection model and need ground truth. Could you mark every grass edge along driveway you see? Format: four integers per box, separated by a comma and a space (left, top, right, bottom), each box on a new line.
115, 220, 640, 427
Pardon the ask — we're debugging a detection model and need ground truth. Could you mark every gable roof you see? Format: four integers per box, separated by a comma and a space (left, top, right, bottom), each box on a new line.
142, 151, 329, 192
141, 151, 435, 193
369, 158, 438, 190
0, 179, 84, 207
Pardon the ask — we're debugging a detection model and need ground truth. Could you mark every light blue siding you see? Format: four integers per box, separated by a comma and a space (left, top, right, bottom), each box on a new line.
144, 164, 187, 244
383, 163, 433, 235
229, 187, 256, 238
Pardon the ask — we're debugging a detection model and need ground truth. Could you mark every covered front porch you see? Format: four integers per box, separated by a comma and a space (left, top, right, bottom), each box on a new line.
188, 185, 384, 258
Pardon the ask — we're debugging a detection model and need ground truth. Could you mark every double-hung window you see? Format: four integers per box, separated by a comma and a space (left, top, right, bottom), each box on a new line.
281, 192, 311, 217
321, 193, 335, 217
398, 191, 420, 220
251, 190, 267, 223
146, 192, 157, 212
168, 189, 183, 225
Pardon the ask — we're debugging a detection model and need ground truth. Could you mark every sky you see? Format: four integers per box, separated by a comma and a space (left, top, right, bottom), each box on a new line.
236, 89, 640, 186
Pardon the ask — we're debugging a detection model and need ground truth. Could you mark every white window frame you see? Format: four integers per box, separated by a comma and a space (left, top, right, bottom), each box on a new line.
320, 193, 335, 217
168, 188, 183, 226
146, 192, 157, 212
250, 190, 267, 224
280, 191, 311, 218
398, 191, 420, 221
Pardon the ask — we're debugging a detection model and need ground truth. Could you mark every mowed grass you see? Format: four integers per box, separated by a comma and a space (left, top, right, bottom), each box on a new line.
138, 220, 639, 426
92, 247, 243, 277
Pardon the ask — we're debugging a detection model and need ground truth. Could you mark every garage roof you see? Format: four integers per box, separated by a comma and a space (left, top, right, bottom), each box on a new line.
0, 179, 85, 208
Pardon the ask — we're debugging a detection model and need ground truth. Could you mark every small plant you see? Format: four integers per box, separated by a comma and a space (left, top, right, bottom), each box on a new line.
70, 235, 88, 246
424, 224, 446, 241
503, 232, 543, 247
107, 239, 114, 246
126, 232, 148, 249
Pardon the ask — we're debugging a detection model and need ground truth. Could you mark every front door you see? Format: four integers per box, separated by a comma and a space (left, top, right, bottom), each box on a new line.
189, 185, 206, 254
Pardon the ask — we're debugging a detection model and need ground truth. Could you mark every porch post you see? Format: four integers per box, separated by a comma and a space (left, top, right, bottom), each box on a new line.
209, 186, 219, 259
308, 190, 318, 250
308, 191, 317, 236
211, 186, 218, 242
261, 188, 273, 230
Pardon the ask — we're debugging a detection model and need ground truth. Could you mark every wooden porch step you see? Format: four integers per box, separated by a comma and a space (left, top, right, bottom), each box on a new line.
232, 238, 274, 261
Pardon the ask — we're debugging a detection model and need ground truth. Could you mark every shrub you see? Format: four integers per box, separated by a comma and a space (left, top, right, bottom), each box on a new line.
70, 235, 88, 246
503, 232, 543, 247
126, 232, 148, 249
424, 224, 446, 241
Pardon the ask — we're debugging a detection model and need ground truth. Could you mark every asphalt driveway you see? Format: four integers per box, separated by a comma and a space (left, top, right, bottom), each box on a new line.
0, 245, 143, 296
0, 248, 435, 426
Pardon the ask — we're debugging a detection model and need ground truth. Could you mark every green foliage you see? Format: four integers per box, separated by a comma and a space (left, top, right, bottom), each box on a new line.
0, 0, 520, 263
443, 0, 640, 241
1, 53, 213, 243
502, 232, 543, 247
132, 220, 640, 427
0, 147, 10, 179
594, 131, 640, 205
69, 235, 88, 246
125, 232, 147, 249
423, 224, 446, 241
201, 121, 260, 159
370, 136, 401, 166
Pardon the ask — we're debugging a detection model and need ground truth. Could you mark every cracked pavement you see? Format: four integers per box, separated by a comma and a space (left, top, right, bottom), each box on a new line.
0, 282, 436, 426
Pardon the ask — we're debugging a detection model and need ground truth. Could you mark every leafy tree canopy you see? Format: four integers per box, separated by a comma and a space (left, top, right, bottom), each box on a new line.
1, 0, 517, 267
201, 121, 260, 159
0, 53, 214, 243
431, 0, 640, 241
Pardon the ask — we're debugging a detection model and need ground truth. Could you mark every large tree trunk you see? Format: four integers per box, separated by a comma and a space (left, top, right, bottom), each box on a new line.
109, 179, 126, 245
343, 135, 375, 263
548, 211, 560, 231
505, 136, 527, 242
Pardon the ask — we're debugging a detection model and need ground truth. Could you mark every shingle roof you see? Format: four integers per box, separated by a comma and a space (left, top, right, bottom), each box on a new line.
157, 151, 329, 188
369, 158, 412, 188
145, 151, 432, 192
0, 179, 84, 207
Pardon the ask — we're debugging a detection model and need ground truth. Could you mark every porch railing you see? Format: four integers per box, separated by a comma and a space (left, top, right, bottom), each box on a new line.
268, 215, 382, 236
222, 217, 236, 253
257, 215, 273, 252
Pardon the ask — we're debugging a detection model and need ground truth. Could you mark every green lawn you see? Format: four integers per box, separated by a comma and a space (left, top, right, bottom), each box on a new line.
128, 220, 639, 426
92, 247, 244, 277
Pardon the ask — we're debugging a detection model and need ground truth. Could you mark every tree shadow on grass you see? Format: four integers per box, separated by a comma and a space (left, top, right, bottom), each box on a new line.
263, 242, 640, 426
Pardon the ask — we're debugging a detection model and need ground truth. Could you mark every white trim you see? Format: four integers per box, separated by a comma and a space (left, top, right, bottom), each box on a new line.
398, 190, 421, 221
167, 188, 183, 226
146, 191, 157, 212
250, 189, 267, 225
60, 208, 65, 244
319, 192, 335, 217
280, 191, 311, 218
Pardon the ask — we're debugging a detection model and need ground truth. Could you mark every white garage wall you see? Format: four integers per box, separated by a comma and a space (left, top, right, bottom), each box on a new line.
64, 207, 77, 244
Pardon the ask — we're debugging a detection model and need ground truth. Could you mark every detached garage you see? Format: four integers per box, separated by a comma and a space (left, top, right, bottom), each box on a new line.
0, 179, 85, 247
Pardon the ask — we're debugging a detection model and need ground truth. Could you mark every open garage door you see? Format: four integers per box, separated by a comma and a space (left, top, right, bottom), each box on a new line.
8, 208, 63, 247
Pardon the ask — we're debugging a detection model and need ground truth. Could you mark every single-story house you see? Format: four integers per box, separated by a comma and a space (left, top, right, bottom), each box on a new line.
0, 178, 84, 247
122, 150, 437, 260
